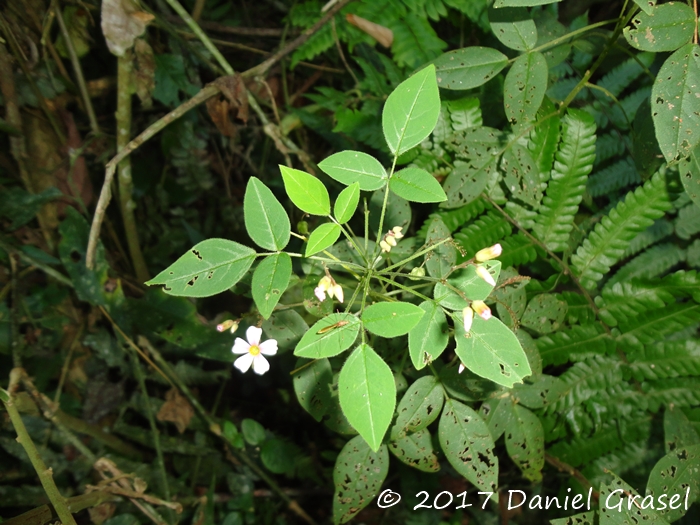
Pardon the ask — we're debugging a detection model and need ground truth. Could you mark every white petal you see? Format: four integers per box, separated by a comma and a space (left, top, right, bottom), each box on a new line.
259, 339, 278, 356
314, 286, 326, 301
246, 326, 262, 346
252, 355, 270, 375
234, 353, 254, 373
232, 338, 251, 354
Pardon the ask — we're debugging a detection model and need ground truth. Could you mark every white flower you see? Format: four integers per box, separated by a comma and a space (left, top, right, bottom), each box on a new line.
462, 306, 474, 332
471, 300, 492, 320
380, 226, 404, 253
391, 226, 404, 239
458, 363, 465, 374
380, 239, 392, 253
314, 274, 343, 303
232, 326, 277, 375
217, 319, 239, 333
475, 243, 502, 262
475, 265, 496, 286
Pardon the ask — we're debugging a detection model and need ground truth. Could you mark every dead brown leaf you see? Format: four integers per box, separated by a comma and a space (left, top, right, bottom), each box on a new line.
101, 0, 154, 56
346, 14, 393, 48
133, 39, 155, 107
156, 387, 194, 433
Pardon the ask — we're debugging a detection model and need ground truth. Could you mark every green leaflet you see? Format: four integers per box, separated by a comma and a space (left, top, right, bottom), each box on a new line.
391, 375, 444, 438
388, 429, 440, 472
293, 357, 332, 422
305, 223, 341, 257
503, 52, 548, 132
382, 64, 440, 156
243, 177, 290, 251
533, 109, 596, 252
679, 143, 700, 206
389, 167, 447, 203
251, 253, 291, 319
294, 313, 361, 358
433, 260, 501, 311
624, 2, 695, 52
600, 473, 671, 525
488, 6, 537, 52
572, 168, 673, 289
504, 404, 544, 482
424, 215, 455, 278
319, 151, 387, 191
455, 314, 531, 388
332, 436, 388, 524
501, 144, 542, 206
664, 406, 700, 453
520, 293, 567, 334
280, 165, 330, 215
652, 44, 700, 162
434, 47, 508, 90
146, 239, 255, 297
408, 301, 449, 370
338, 344, 396, 452
632, 0, 656, 15
334, 182, 360, 224
361, 302, 425, 337
439, 398, 498, 494
646, 444, 700, 522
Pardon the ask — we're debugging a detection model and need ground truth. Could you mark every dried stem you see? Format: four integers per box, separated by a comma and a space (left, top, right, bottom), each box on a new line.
1, 490, 118, 525
545, 453, 600, 502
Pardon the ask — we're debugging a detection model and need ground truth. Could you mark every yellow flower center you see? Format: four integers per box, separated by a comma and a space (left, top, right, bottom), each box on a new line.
248, 344, 261, 356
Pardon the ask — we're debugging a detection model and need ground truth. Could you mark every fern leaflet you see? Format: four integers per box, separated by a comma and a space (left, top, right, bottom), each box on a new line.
537, 324, 615, 366
623, 219, 673, 258
645, 378, 700, 408
453, 210, 512, 258
607, 243, 686, 286
415, 198, 489, 240
627, 340, 700, 381
546, 356, 625, 413
586, 157, 640, 198
498, 233, 538, 268
675, 203, 700, 239
594, 132, 627, 166
617, 302, 700, 349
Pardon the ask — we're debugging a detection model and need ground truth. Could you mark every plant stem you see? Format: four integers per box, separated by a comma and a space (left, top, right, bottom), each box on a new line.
117, 54, 150, 283
1, 371, 78, 525
381, 237, 451, 273
372, 274, 432, 302
1, 490, 118, 525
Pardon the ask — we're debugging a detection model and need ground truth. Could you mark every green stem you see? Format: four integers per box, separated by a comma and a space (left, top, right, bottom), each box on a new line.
117, 54, 150, 283
381, 237, 451, 273
1, 373, 77, 525
1, 490, 118, 525
372, 274, 432, 302
528, 18, 619, 57
329, 215, 368, 264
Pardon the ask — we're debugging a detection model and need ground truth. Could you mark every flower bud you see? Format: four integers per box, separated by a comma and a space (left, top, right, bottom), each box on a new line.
471, 300, 491, 320
475, 243, 502, 262
475, 265, 496, 286
462, 306, 474, 332
380, 239, 392, 253
386, 235, 397, 247
458, 363, 465, 374
409, 267, 426, 280
217, 319, 240, 333
297, 220, 309, 235
329, 283, 344, 303
391, 226, 404, 239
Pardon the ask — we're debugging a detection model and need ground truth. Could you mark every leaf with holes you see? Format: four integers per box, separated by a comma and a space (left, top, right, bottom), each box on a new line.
624, 2, 695, 52
251, 253, 291, 319
280, 165, 330, 215
439, 398, 498, 494
434, 47, 508, 90
601, 474, 671, 525
504, 403, 544, 482
488, 5, 537, 51
664, 406, 700, 453
520, 293, 567, 334
388, 429, 440, 472
408, 301, 449, 370
392, 375, 444, 438
294, 313, 361, 359
244, 177, 290, 251
389, 167, 447, 203
319, 151, 387, 191
504, 52, 548, 132
434, 261, 502, 310
646, 444, 700, 522
424, 216, 455, 279
501, 144, 542, 206
305, 223, 341, 257
455, 314, 531, 387
382, 64, 440, 156
338, 344, 396, 451
293, 357, 332, 422
334, 182, 360, 224
147, 239, 255, 297
361, 302, 425, 337
494, 0, 562, 6
332, 435, 388, 524
651, 44, 700, 162
679, 143, 700, 206
632, 0, 656, 15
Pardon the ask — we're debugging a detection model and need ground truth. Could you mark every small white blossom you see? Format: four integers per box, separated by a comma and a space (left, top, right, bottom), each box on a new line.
458, 363, 465, 374
232, 326, 278, 375
217, 319, 239, 333
471, 300, 492, 320
462, 306, 474, 332
475, 243, 502, 262
314, 273, 343, 303
475, 265, 496, 286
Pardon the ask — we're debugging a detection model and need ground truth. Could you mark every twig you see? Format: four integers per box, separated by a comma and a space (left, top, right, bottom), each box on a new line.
1, 490, 119, 525
9, 254, 21, 368
117, 53, 150, 282
164, 15, 289, 36
1, 370, 78, 525
545, 453, 600, 503
191, 0, 206, 21
331, 18, 358, 85
0, 238, 72, 287
245, 0, 355, 78
53, 0, 100, 135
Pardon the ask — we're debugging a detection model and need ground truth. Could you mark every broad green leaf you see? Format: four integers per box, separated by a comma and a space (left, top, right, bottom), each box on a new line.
494, 0, 561, 6
332, 435, 388, 524
652, 44, 700, 162
319, 152, 387, 191
382, 64, 440, 156
251, 253, 291, 319
294, 313, 361, 358
550, 513, 597, 525
334, 182, 360, 224
492, 268, 528, 328
534, 11, 570, 67
147, 239, 255, 297
241, 418, 266, 445
408, 301, 449, 370
646, 444, 700, 522
520, 293, 567, 334
361, 302, 425, 337
504, 404, 544, 482
479, 396, 514, 441
434, 47, 508, 90
243, 177, 290, 251
388, 429, 440, 472
504, 52, 548, 132
488, 6, 537, 51
0, 187, 62, 230
424, 216, 455, 279
601, 474, 671, 525
305, 223, 341, 257
434, 261, 502, 310
389, 167, 447, 203
455, 315, 532, 387
679, 143, 700, 207
262, 310, 308, 352
439, 398, 498, 494
664, 406, 700, 453
369, 187, 412, 234
632, 0, 656, 15
502, 144, 542, 206
279, 165, 330, 215
293, 357, 332, 422
624, 2, 695, 52
392, 375, 444, 438
260, 438, 296, 474
338, 344, 396, 451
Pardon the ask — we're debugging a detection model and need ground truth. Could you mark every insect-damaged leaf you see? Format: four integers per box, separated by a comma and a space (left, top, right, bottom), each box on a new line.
293, 357, 333, 422
147, 239, 255, 297
391, 375, 444, 438
294, 313, 360, 359
388, 429, 440, 472
251, 253, 292, 319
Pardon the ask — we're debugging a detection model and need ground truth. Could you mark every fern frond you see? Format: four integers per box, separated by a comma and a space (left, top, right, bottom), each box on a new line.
617, 302, 700, 349
498, 233, 539, 268
415, 199, 489, 240
527, 103, 561, 181
562, 292, 596, 325
607, 243, 686, 286
453, 210, 512, 258
443, 0, 489, 31
504, 201, 537, 229
546, 356, 625, 413
445, 97, 482, 131
389, 13, 446, 68
689, 239, 700, 268
675, 203, 700, 239
537, 325, 615, 366
586, 157, 640, 198
608, 87, 651, 129
547, 414, 651, 467
627, 340, 700, 381
582, 440, 657, 487
645, 378, 700, 408
623, 219, 673, 258
533, 109, 597, 252
594, 132, 627, 166
571, 168, 673, 289
597, 281, 675, 327
596, 52, 654, 98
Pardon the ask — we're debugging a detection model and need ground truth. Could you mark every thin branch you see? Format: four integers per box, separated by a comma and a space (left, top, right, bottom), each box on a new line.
545, 453, 600, 503
1, 490, 119, 525
191, 0, 206, 21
